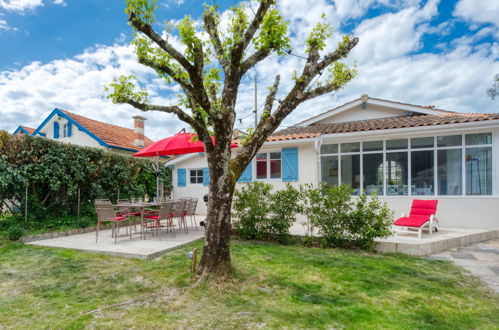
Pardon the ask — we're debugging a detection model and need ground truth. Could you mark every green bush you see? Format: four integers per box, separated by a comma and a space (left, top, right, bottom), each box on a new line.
0, 131, 171, 233
6, 224, 25, 241
233, 182, 302, 242
304, 184, 393, 249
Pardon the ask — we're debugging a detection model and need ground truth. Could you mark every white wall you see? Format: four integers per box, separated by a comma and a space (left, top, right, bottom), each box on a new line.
39, 116, 103, 149
171, 142, 319, 214
170, 125, 499, 229
315, 103, 408, 124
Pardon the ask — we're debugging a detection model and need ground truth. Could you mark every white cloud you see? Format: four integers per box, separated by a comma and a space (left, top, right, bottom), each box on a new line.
0, 0, 43, 12
0, 44, 184, 140
0, 0, 65, 12
351, 0, 439, 62
1, 0, 498, 141
454, 0, 499, 27
0, 18, 16, 30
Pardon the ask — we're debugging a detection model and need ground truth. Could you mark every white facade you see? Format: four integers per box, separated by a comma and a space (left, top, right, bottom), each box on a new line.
169, 98, 499, 229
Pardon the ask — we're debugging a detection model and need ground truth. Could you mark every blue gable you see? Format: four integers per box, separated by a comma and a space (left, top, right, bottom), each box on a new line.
32, 108, 110, 148
13, 126, 31, 135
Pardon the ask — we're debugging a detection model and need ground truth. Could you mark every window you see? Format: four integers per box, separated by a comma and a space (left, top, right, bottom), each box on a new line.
341, 154, 360, 194
386, 153, 408, 195
321, 155, 339, 186
412, 150, 434, 195
189, 169, 203, 184
319, 132, 493, 196
465, 147, 492, 195
63, 124, 68, 137
256, 152, 281, 180
465, 133, 492, 195
363, 153, 383, 195
437, 149, 462, 195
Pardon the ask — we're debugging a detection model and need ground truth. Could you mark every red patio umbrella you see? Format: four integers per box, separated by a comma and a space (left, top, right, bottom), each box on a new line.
133, 130, 239, 199
133, 130, 239, 157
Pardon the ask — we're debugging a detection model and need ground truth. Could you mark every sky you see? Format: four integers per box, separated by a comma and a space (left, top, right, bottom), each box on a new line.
0, 0, 498, 141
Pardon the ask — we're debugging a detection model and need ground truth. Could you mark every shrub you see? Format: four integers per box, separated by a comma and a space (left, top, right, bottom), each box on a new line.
6, 224, 25, 241
233, 182, 302, 242
0, 132, 171, 233
304, 184, 393, 249
233, 182, 272, 240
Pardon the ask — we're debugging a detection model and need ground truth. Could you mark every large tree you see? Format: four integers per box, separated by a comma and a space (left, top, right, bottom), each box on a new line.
108, 0, 358, 279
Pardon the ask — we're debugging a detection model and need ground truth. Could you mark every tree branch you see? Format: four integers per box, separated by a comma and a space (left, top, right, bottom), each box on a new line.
241, 48, 271, 75
129, 12, 193, 72
203, 11, 230, 71
137, 56, 193, 92
316, 37, 359, 73
125, 100, 211, 144
232, 0, 275, 64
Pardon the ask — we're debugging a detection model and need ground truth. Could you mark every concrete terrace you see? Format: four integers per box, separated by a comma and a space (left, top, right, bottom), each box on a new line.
27, 222, 205, 259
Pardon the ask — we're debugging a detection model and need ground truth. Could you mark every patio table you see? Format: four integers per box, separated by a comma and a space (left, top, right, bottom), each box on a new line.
116, 202, 160, 239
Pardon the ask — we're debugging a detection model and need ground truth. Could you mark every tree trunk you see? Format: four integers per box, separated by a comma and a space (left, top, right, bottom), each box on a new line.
197, 150, 235, 279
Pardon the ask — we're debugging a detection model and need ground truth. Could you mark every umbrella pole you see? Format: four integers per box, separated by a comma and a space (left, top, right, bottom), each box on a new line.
155, 156, 160, 201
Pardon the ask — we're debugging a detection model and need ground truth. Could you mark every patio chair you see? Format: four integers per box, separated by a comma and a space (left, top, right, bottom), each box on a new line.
116, 199, 142, 217
143, 201, 175, 239
95, 200, 131, 244
184, 199, 198, 231
393, 199, 439, 239
172, 200, 188, 234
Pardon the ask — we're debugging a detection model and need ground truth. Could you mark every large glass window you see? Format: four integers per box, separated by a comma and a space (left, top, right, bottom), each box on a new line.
256, 152, 281, 180
386, 152, 408, 195
437, 149, 462, 195
465, 147, 492, 195
319, 132, 493, 196
363, 153, 383, 195
341, 154, 360, 194
321, 155, 339, 186
411, 150, 434, 195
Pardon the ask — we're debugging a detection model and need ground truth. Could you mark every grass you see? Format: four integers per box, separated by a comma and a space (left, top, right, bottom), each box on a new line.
0, 239, 498, 329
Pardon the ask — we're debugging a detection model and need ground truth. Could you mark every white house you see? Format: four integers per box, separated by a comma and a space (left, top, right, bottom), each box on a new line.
168, 95, 499, 229
13, 108, 154, 154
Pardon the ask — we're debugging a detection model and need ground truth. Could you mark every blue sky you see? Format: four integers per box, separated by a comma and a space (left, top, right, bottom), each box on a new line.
0, 0, 498, 140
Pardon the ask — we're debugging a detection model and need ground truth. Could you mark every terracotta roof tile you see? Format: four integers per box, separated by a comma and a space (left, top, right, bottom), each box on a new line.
21, 126, 36, 134
60, 110, 154, 150
270, 113, 499, 141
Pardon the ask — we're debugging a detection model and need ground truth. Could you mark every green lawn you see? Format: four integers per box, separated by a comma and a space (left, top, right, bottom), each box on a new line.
0, 239, 498, 329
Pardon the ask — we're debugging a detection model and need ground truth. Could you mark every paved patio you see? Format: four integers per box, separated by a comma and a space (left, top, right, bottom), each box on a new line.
430, 238, 499, 293
27, 219, 205, 259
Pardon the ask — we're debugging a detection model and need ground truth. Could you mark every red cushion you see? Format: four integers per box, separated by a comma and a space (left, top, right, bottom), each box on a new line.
394, 215, 431, 227
183, 210, 187, 215
120, 212, 141, 216
409, 199, 438, 217
115, 216, 126, 221
144, 215, 159, 219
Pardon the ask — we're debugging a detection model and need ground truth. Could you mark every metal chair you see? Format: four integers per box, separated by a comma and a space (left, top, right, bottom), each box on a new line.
143, 201, 175, 239
95, 200, 131, 243
172, 200, 188, 234
185, 199, 198, 231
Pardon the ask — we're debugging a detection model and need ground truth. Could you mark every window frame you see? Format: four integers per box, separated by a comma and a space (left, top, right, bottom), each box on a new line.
254, 150, 282, 181
319, 131, 494, 197
188, 168, 204, 185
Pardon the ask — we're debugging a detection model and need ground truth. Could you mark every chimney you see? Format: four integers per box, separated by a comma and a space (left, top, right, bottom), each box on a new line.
132, 116, 146, 148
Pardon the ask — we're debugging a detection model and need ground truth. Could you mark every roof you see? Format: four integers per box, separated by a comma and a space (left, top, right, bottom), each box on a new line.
13, 125, 36, 135
59, 110, 154, 150
270, 112, 499, 141
296, 95, 455, 126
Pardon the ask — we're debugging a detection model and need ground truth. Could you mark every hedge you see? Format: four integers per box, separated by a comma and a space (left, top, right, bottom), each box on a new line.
0, 131, 171, 232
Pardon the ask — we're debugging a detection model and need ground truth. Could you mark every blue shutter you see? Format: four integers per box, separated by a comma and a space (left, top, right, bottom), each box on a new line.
282, 147, 298, 182
238, 162, 253, 183
177, 168, 186, 187
53, 122, 60, 139
203, 167, 210, 186
67, 122, 72, 137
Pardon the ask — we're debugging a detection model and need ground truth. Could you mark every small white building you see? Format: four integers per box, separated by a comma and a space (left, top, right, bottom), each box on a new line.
13, 108, 153, 154
168, 96, 499, 229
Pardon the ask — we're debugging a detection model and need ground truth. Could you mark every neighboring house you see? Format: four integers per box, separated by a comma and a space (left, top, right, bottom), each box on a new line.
168, 95, 499, 228
13, 125, 36, 135
13, 108, 153, 154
